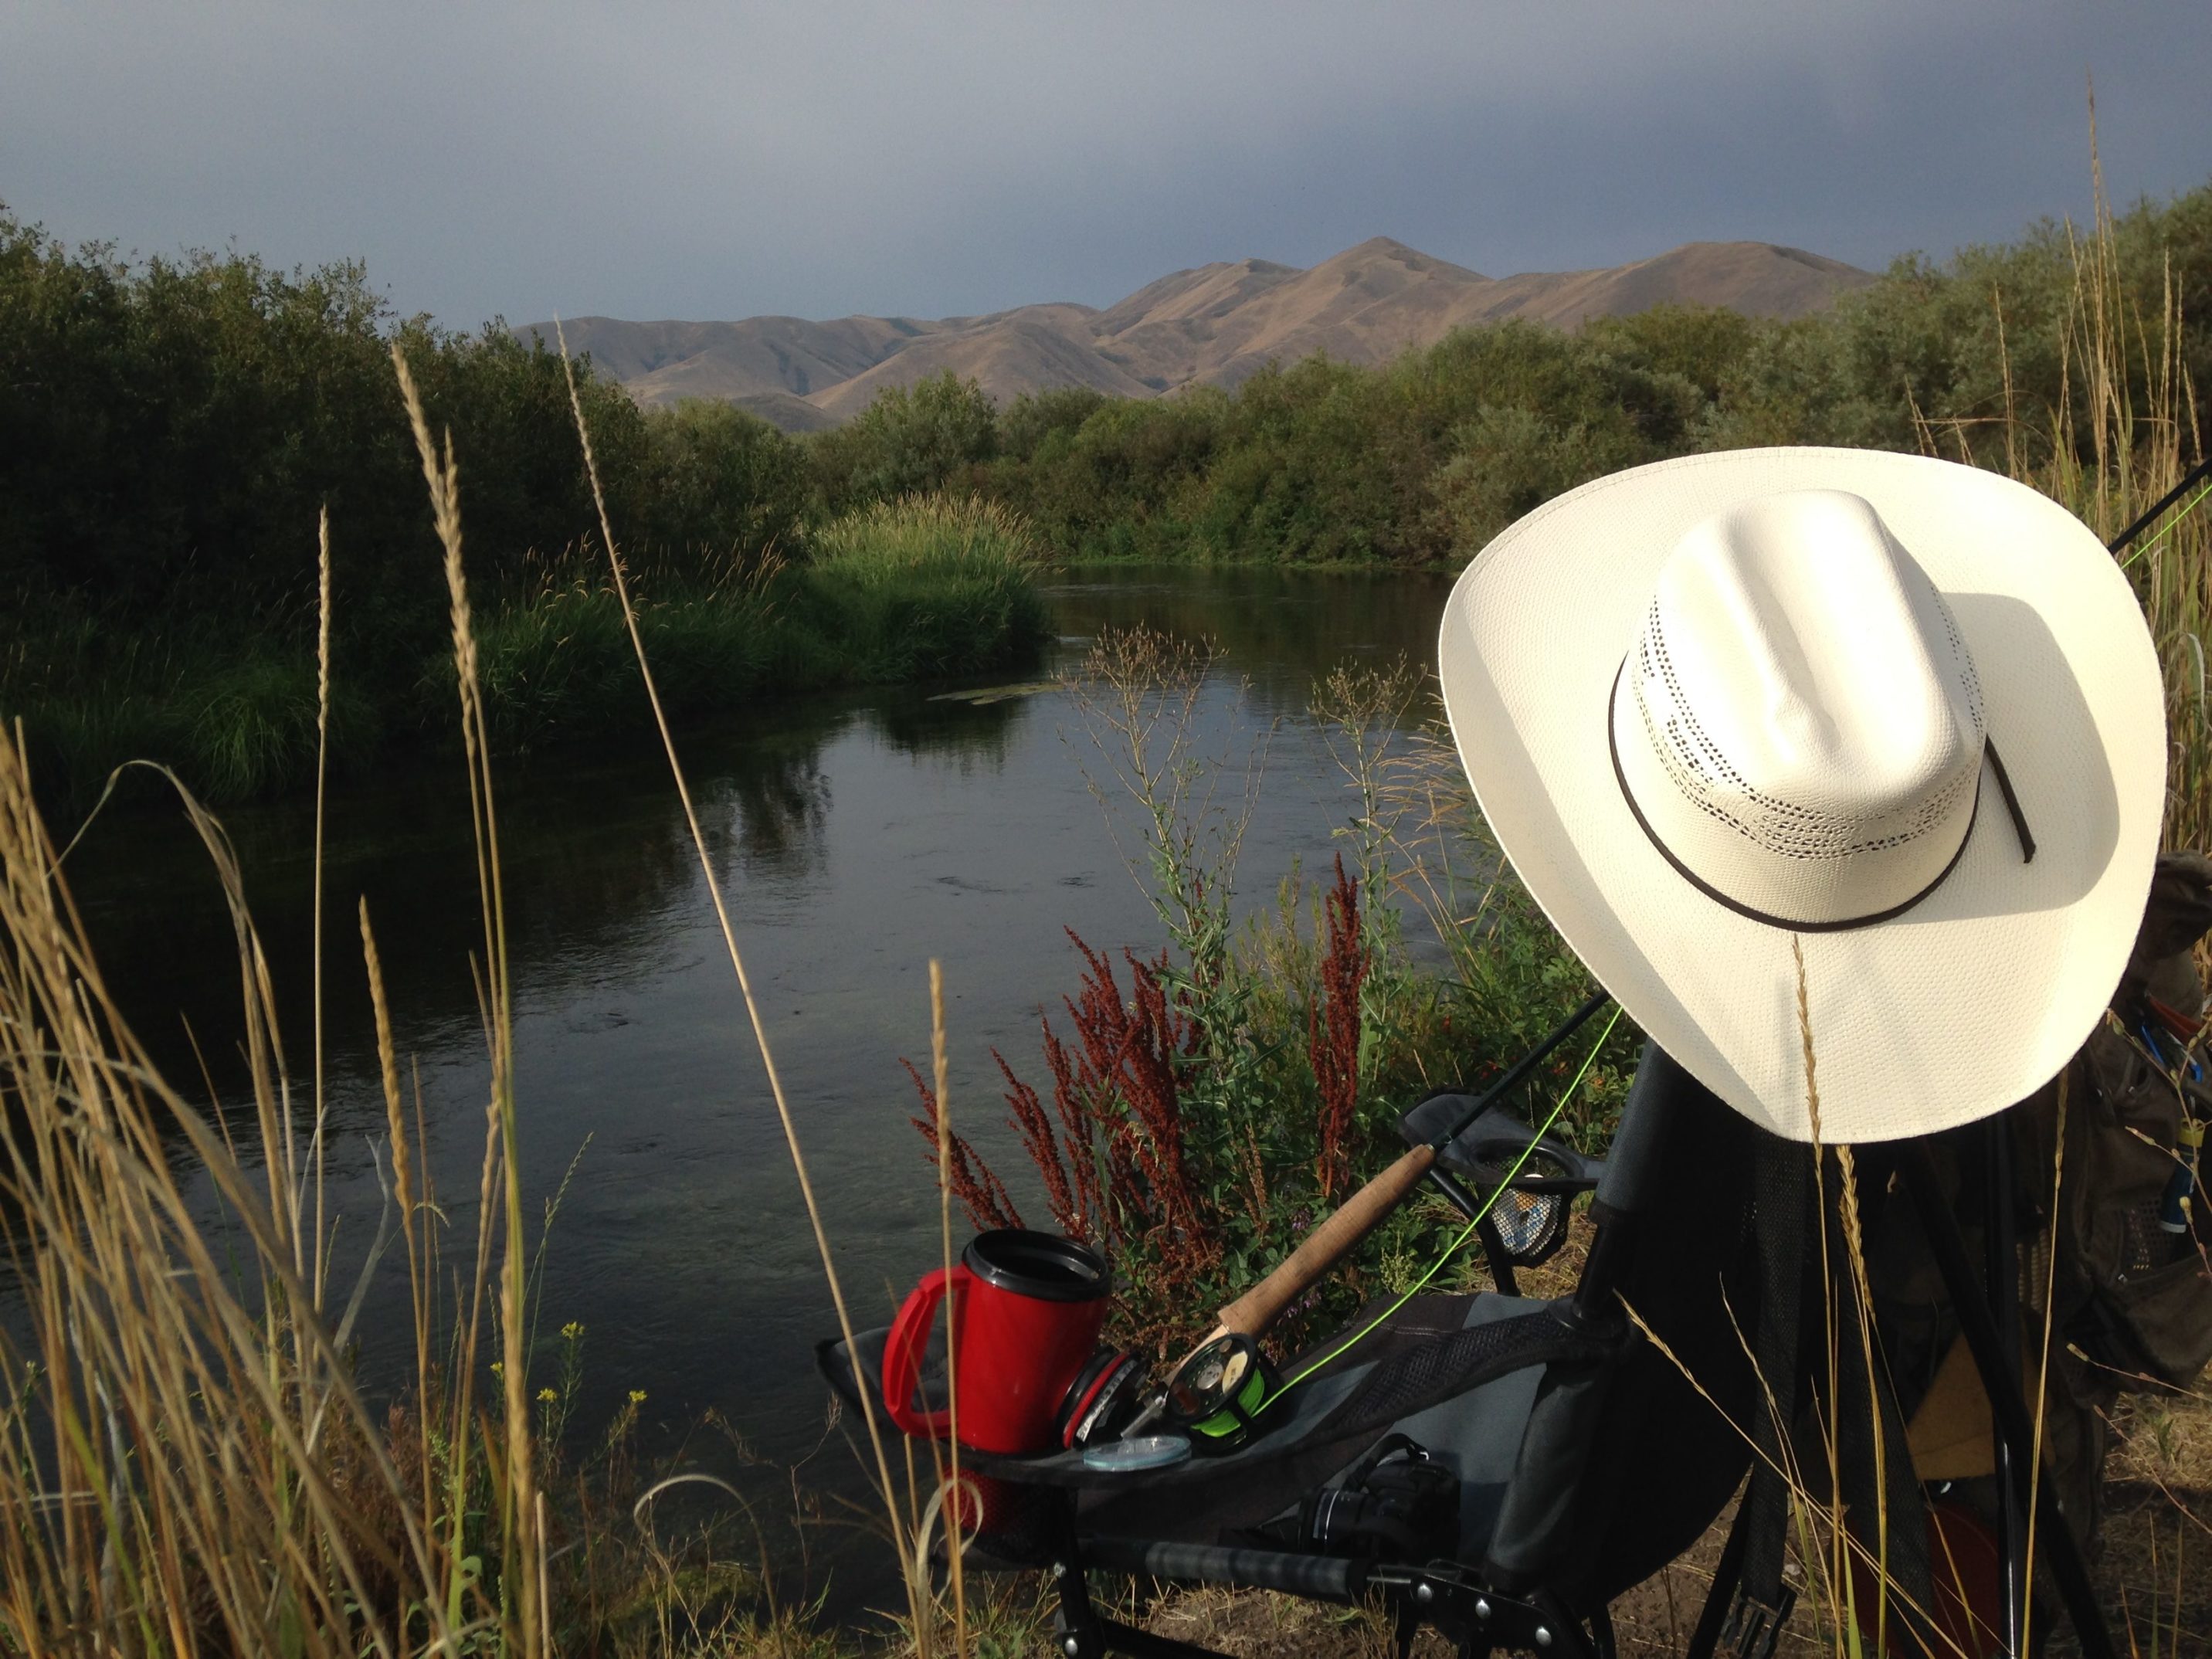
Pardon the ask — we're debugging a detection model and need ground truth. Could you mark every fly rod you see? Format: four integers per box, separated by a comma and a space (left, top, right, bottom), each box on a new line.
1114, 989, 1617, 1444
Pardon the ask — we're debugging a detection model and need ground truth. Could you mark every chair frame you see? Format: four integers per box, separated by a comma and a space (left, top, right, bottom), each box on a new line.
840, 1055, 2122, 1659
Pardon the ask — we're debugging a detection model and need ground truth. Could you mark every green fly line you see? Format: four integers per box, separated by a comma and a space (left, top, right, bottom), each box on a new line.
2119, 477, 2212, 570
1259, 1003, 1625, 1408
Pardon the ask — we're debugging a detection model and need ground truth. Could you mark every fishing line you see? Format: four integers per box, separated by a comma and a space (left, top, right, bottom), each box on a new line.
1258, 1003, 1626, 1407
2118, 480, 2212, 571
2112, 450, 2212, 568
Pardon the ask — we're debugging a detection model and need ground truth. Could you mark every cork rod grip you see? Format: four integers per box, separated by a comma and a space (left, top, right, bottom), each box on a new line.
1212, 1145, 1436, 1340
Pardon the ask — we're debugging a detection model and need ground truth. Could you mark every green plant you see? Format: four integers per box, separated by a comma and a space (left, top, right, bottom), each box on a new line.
912, 627, 1637, 1358
797, 494, 1051, 684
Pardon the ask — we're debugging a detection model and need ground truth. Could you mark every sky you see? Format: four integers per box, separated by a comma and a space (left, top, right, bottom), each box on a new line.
5, 2, 2210, 331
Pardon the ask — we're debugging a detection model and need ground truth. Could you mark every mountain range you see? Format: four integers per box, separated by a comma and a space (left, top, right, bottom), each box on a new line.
526, 237, 1874, 432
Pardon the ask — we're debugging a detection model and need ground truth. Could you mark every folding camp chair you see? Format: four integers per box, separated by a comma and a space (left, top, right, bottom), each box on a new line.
822, 1043, 2119, 1659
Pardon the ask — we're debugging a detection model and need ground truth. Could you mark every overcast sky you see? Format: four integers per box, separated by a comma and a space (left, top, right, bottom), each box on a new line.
5, 2, 2209, 330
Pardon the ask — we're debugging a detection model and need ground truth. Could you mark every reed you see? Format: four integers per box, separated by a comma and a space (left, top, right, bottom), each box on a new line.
551, 325, 971, 1657
1977, 116, 2211, 849
392, 341, 543, 1651
0, 646, 453, 1647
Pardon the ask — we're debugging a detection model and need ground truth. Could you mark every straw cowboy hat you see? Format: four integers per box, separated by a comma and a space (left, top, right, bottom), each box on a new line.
1438, 447, 2166, 1143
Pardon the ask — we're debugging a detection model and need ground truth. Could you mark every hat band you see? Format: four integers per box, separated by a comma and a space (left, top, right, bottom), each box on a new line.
1605, 665, 2031, 934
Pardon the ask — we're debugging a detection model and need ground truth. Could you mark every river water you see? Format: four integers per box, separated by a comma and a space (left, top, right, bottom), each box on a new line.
63, 564, 1454, 1603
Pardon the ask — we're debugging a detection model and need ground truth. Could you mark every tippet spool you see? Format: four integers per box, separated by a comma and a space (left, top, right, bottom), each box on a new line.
1055, 1347, 1148, 1448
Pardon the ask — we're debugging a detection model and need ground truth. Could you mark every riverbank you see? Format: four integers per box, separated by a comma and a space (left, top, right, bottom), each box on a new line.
4, 494, 1050, 808
13, 545, 2209, 1654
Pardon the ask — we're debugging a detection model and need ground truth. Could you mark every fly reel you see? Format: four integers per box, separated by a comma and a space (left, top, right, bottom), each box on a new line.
1164, 1332, 1277, 1450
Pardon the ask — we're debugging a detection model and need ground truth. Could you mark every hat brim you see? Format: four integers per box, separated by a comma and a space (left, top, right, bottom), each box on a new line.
1439, 447, 2166, 1143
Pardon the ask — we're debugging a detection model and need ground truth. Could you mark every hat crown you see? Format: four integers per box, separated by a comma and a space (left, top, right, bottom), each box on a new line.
1614, 490, 1987, 926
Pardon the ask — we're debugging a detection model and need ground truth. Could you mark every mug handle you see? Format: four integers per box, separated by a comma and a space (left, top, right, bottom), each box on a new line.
883, 1266, 962, 1437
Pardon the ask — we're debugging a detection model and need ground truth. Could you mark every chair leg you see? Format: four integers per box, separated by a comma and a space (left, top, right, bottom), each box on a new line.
1684, 1495, 1756, 1659
1392, 1595, 1423, 1659
1900, 1147, 2116, 1659
1047, 1543, 1236, 1659
1584, 1600, 1617, 1659
1981, 1118, 2031, 1657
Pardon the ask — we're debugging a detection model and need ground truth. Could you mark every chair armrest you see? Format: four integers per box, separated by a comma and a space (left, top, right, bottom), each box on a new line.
1397, 1093, 1605, 1191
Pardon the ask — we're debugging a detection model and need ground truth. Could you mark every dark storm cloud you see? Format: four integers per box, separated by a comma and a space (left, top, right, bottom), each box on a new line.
4, 2, 2207, 328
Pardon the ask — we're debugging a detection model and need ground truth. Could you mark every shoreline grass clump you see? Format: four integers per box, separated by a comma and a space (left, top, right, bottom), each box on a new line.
802, 494, 1050, 681
465, 493, 1049, 756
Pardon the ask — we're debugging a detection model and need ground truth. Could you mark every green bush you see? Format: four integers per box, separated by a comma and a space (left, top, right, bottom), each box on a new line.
0, 212, 656, 696
997, 384, 1109, 461
633, 399, 811, 564
806, 370, 999, 508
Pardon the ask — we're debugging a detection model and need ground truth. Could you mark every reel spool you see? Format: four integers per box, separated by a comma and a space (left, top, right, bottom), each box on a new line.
1164, 1332, 1277, 1451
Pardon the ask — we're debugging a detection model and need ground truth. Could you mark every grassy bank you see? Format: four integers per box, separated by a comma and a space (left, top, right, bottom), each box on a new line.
3, 493, 1048, 806
912, 640, 1638, 1362
466, 494, 1050, 755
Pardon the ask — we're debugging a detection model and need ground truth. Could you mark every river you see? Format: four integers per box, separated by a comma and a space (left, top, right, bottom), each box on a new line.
61, 563, 1455, 1607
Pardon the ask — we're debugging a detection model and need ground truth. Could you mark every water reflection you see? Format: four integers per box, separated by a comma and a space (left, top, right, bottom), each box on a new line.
46, 564, 1455, 1613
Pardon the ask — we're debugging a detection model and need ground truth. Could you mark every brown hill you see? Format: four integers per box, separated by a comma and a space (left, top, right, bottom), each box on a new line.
1466, 241, 1876, 329
525, 238, 1871, 429
806, 304, 1160, 422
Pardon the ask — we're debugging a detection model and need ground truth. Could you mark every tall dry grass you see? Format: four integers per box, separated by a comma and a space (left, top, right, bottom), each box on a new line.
1962, 120, 2211, 849
550, 324, 978, 1659
0, 728, 425, 1654
0, 348, 548, 1655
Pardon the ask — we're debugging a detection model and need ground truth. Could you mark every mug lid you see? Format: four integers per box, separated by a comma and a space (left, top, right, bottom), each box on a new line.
962, 1229, 1111, 1302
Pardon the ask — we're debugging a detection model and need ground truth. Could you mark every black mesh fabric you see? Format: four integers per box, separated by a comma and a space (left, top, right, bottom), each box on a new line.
1327, 1308, 1608, 1439
1074, 1293, 1574, 1551
1545, 1052, 1767, 1604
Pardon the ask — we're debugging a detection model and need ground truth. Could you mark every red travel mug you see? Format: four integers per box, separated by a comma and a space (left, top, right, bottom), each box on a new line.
882, 1230, 1111, 1454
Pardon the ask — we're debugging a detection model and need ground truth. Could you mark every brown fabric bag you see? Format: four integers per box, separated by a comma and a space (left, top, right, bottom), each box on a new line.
1885, 854, 2212, 1553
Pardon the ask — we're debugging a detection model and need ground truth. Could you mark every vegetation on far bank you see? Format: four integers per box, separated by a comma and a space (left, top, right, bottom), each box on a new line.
818, 177, 2211, 566
6, 178, 2207, 802
0, 219, 1047, 805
